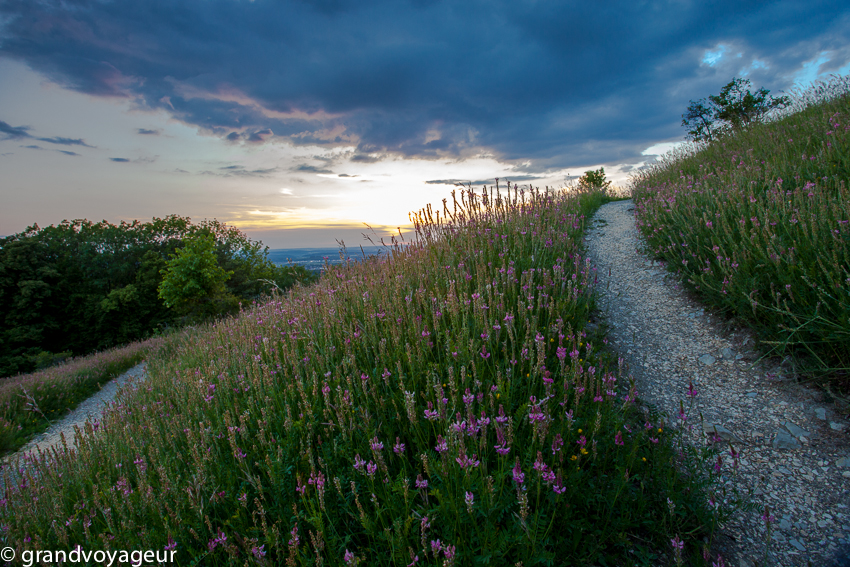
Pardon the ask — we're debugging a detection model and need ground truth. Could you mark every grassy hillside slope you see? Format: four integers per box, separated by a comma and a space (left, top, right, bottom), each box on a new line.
1, 185, 730, 566
632, 76, 850, 394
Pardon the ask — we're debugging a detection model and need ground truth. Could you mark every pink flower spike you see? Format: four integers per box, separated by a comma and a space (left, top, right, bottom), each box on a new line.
512, 461, 525, 486
464, 491, 474, 511
671, 535, 683, 550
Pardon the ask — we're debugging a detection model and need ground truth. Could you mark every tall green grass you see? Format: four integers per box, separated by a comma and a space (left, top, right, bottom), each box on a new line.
1, 185, 732, 565
632, 75, 850, 392
0, 337, 166, 454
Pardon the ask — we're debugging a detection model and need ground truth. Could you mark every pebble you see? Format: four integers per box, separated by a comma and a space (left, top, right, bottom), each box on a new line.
784, 422, 810, 439
704, 422, 744, 444
699, 354, 716, 365
773, 430, 801, 450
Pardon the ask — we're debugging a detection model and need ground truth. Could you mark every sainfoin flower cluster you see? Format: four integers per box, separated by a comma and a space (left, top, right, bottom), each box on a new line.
0, 183, 726, 565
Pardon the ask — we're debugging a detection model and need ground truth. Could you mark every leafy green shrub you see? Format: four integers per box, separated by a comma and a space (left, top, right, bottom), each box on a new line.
158, 233, 237, 320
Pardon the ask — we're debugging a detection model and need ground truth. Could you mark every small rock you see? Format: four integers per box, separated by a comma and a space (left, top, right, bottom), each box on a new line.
831, 422, 847, 432
699, 354, 716, 366
837, 457, 850, 468
815, 407, 827, 420
703, 423, 744, 444
784, 422, 810, 439
789, 538, 806, 552
780, 518, 793, 531
773, 430, 801, 450
746, 392, 758, 398
721, 347, 735, 359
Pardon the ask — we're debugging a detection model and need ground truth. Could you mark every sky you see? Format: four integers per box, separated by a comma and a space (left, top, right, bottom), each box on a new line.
1, 0, 849, 248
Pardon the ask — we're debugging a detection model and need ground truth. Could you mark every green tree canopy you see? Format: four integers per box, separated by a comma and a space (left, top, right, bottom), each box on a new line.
158, 233, 235, 319
682, 78, 790, 142
577, 167, 612, 191
0, 216, 316, 377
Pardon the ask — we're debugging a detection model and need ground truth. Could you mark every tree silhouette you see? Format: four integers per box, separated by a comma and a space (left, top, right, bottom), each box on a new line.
682, 78, 789, 142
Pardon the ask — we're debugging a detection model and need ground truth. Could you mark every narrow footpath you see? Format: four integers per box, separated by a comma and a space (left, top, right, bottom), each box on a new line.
584, 200, 850, 567
1, 363, 147, 486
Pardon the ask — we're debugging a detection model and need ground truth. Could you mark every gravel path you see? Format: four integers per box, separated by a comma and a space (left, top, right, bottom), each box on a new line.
584, 200, 850, 567
2, 363, 147, 476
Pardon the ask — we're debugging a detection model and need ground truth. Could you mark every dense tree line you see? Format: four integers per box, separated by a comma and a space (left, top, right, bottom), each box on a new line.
0, 216, 315, 378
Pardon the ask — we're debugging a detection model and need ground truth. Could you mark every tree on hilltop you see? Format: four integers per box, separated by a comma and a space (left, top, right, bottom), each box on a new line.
158, 233, 237, 320
577, 167, 612, 191
682, 78, 790, 142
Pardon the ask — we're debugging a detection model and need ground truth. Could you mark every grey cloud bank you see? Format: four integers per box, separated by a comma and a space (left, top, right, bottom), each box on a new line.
1, 0, 847, 170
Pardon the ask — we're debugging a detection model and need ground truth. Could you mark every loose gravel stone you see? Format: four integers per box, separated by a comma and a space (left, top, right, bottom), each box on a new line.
585, 200, 850, 567
785, 422, 811, 439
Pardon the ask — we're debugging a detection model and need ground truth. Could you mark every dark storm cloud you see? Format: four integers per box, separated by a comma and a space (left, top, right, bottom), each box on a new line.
37, 135, 92, 147
20, 143, 79, 156
137, 128, 159, 135
199, 165, 279, 178
0, 120, 30, 139
1, 119, 93, 147
426, 176, 543, 187
1, 0, 848, 167
293, 164, 333, 174
350, 154, 384, 163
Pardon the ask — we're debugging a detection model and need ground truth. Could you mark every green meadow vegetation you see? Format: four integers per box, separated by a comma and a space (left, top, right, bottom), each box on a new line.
633, 74, 850, 396
0, 183, 737, 566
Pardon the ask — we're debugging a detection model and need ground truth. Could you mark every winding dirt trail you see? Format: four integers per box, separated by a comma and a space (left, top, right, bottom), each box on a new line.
584, 200, 850, 567
1, 363, 147, 482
